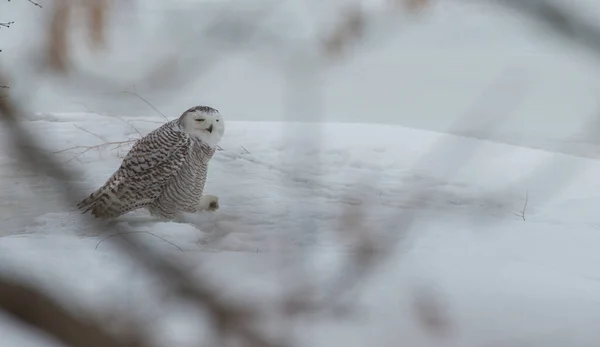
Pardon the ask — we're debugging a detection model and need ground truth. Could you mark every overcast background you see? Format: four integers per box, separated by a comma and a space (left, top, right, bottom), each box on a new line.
3, 0, 600, 158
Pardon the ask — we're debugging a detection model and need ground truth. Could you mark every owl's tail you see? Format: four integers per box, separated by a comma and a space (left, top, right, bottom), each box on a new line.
77, 176, 130, 219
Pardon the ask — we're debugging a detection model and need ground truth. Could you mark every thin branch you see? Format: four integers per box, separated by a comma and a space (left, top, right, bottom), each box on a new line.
74, 124, 109, 142
63, 120, 143, 161
118, 90, 168, 121
105, 114, 144, 137
126, 119, 163, 124
96, 231, 184, 252
72, 102, 145, 137
523, 190, 529, 220
58, 121, 142, 161
27, 0, 42, 8
72, 101, 95, 113
511, 191, 529, 221
53, 140, 136, 162
53, 141, 134, 155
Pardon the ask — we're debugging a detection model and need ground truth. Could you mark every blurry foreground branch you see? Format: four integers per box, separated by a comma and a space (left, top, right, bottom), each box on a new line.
485, 0, 600, 56
0, 275, 148, 347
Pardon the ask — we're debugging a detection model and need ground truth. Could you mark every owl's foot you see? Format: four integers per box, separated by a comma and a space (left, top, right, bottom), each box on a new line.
198, 195, 219, 212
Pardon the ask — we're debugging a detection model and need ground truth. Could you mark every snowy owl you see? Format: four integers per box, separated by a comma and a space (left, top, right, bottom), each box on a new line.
77, 105, 225, 220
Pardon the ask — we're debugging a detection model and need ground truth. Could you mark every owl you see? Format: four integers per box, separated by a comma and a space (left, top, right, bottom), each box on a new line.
77, 105, 225, 220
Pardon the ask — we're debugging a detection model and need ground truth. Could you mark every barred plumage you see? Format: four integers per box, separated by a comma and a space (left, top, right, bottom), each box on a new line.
77, 106, 225, 219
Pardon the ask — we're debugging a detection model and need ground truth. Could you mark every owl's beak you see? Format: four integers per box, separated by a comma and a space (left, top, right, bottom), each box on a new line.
207, 124, 213, 133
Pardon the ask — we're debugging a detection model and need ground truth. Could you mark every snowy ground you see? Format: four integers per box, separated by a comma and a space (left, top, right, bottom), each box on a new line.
3, 112, 600, 346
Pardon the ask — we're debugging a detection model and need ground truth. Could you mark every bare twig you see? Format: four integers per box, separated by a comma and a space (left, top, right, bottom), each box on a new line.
117, 91, 169, 121
72, 102, 146, 137
72, 101, 95, 113
5, 0, 42, 7
74, 124, 109, 142
105, 114, 144, 137
511, 190, 529, 221
240, 145, 250, 154
96, 231, 184, 252
0, 21, 14, 29
58, 120, 145, 161
524, 190, 529, 220
125, 119, 163, 124
53, 140, 136, 162
27, 0, 42, 8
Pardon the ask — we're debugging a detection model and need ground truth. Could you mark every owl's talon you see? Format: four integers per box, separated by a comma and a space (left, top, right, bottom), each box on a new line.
198, 195, 219, 212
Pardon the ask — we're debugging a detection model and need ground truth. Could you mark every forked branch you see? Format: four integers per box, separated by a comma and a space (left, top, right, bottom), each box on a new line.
511, 190, 529, 221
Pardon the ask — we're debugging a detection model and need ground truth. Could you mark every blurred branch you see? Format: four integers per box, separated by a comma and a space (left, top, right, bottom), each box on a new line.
0, 275, 149, 347
24, 0, 289, 97
87, 0, 107, 48
485, 0, 600, 56
47, 0, 70, 72
323, 6, 365, 58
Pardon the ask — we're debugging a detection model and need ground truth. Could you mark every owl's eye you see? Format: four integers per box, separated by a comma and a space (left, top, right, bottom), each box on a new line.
196, 118, 205, 122
216, 119, 220, 122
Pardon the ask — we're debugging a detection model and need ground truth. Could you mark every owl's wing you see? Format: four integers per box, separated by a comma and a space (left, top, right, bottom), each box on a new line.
77, 127, 191, 217
119, 126, 191, 180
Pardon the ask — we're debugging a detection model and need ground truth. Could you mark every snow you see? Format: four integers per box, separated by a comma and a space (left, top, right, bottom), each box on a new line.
3, 111, 600, 346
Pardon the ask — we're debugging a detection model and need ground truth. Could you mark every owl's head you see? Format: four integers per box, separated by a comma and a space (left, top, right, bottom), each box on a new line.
179, 105, 225, 147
